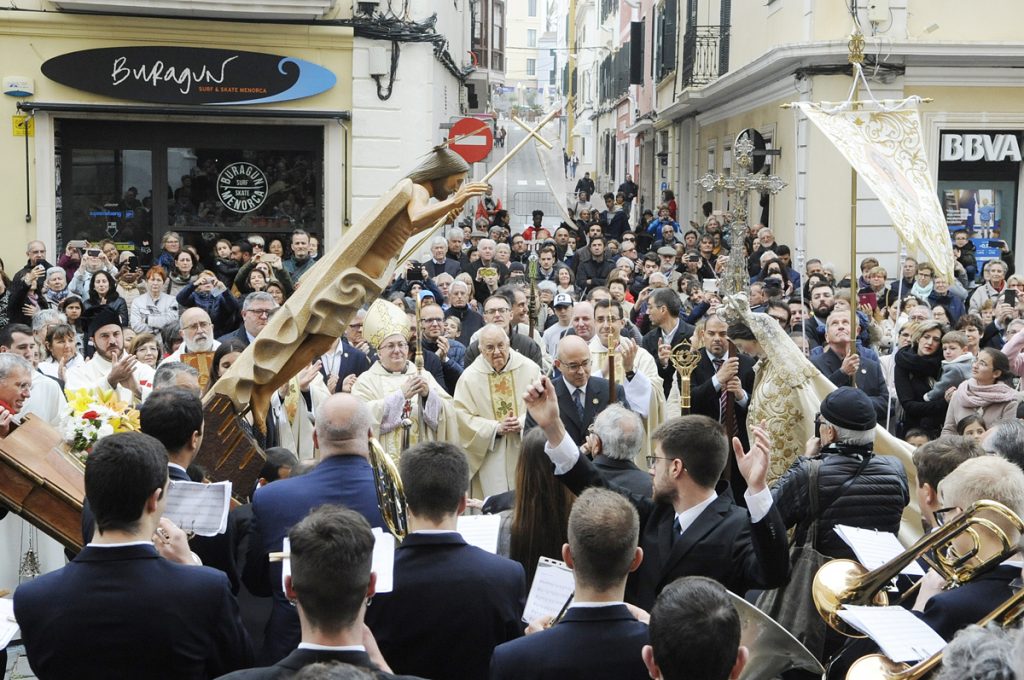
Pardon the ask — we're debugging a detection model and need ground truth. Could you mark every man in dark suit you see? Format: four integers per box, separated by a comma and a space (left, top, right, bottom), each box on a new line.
365, 441, 526, 680
523, 375, 789, 611
217, 291, 279, 347
810, 311, 889, 424
320, 335, 370, 393
244, 393, 386, 664
590, 404, 653, 498
15, 432, 253, 679
490, 488, 650, 679
81, 387, 242, 592
525, 335, 627, 445
444, 280, 484, 346
689, 314, 756, 502
218, 505, 421, 680
640, 288, 696, 399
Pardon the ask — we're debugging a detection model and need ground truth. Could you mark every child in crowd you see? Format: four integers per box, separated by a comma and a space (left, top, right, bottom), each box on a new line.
904, 428, 931, 450
956, 414, 987, 443
924, 331, 974, 402
444, 316, 462, 342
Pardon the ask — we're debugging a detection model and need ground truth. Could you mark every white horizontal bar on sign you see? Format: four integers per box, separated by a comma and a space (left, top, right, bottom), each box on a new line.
454, 136, 491, 146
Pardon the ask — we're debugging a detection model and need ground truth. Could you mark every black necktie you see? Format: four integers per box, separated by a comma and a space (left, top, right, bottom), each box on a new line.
672, 516, 682, 544
573, 389, 585, 421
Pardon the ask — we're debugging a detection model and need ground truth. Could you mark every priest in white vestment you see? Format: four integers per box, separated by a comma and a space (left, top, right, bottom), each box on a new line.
454, 324, 541, 498
65, 308, 154, 403
351, 299, 454, 462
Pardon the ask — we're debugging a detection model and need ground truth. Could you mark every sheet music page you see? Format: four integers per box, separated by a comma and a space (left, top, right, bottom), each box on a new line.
457, 514, 502, 553
522, 557, 575, 623
371, 528, 395, 594
163, 480, 232, 536
837, 606, 946, 663
280, 531, 394, 595
0, 597, 18, 649
834, 525, 925, 576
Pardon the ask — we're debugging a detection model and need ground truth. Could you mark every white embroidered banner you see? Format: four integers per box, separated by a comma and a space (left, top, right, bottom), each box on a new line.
796, 103, 955, 281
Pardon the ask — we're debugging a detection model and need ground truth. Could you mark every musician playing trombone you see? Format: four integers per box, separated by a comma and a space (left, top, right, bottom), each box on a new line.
827, 455, 1024, 679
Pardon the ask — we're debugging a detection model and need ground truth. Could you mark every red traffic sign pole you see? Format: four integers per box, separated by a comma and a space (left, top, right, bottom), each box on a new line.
448, 117, 494, 164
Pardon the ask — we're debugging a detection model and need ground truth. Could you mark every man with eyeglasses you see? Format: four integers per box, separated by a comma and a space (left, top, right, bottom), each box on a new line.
463, 294, 543, 370
351, 299, 454, 463
454, 324, 541, 498
419, 301, 465, 392
521, 374, 789, 612
166, 307, 220, 363
587, 299, 662, 461
217, 292, 278, 348
526, 335, 626, 448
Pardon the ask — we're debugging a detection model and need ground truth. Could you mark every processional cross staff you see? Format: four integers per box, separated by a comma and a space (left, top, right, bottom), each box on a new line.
677, 131, 787, 424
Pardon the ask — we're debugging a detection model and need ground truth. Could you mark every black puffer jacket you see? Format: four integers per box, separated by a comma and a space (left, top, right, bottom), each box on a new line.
772, 444, 909, 561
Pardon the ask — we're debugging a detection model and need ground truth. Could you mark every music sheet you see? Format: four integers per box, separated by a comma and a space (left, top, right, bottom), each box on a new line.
457, 514, 502, 553
1, 597, 18, 650
834, 525, 925, 576
371, 528, 395, 593
280, 530, 395, 595
163, 480, 232, 536
837, 605, 946, 663
522, 557, 575, 623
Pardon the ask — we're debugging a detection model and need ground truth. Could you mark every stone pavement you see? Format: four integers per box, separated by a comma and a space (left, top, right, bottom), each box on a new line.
5, 643, 35, 679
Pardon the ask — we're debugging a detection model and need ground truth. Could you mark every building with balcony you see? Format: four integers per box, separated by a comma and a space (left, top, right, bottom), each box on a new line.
655, 0, 1024, 277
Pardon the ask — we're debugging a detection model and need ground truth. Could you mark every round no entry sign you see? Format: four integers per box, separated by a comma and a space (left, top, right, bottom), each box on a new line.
448, 118, 494, 163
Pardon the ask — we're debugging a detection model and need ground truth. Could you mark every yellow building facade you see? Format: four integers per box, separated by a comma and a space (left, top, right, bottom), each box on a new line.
655, 0, 1024, 277
0, 4, 353, 271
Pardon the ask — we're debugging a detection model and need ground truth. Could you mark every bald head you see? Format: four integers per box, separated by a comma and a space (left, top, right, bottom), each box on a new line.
314, 393, 372, 459
557, 335, 592, 388
479, 323, 510, 371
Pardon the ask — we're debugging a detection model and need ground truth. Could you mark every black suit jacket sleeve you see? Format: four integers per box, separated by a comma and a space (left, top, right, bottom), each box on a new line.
557, 454, 658, 527
207, 574, 256, 677
731, 498, 791, 591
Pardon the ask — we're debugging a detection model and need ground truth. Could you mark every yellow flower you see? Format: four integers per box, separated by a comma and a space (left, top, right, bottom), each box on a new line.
65, 388, 94, 416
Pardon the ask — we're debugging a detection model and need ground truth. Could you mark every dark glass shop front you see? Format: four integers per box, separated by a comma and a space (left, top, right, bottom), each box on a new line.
57, 119, 324, 266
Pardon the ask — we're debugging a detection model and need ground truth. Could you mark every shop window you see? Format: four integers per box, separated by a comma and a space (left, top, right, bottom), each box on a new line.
58, 119, 323, 267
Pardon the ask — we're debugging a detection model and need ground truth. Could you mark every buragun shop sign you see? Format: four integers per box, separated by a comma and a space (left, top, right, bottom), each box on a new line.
41, 46, 336, 106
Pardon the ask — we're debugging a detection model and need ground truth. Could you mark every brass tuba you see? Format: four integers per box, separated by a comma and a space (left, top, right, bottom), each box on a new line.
369, 438, 407, 539
813, 500, 1024, 637
724, 590, 824, 680
845, 578, 1024, 679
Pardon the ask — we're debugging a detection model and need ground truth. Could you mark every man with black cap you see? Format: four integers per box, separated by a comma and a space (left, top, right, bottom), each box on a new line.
65, 306, 154, 402
770, 386, 908, 660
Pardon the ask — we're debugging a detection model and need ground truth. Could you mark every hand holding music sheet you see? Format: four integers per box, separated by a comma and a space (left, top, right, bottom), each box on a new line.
457, 514, 502, 553
163, 480, 232, 536
0, 597, 18, 650
834, 525, 925, 576
522, 557, 575, 623
837, 605, 946, 663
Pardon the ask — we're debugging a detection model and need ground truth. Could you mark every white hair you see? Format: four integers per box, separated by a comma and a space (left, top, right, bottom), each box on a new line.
821, 418, 875, 446
446, 228, 464, 241
592, 405, 645, 461
450, 280, 470, 293
430, 236, 448, 249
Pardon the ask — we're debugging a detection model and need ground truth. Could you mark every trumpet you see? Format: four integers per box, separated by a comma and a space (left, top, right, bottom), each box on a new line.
369, 437, 407, 539
845, 574, 1024, 680
813, 500, 1024, 638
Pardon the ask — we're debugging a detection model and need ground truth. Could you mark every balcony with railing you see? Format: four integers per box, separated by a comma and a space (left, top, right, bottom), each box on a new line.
681, 24, 729, 88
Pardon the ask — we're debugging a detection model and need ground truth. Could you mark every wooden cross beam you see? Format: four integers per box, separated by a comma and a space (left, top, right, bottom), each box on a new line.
512, 115, 553, 149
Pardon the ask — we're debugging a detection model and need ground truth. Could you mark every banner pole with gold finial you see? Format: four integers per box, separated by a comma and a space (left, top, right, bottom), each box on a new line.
848, 29, 865, 388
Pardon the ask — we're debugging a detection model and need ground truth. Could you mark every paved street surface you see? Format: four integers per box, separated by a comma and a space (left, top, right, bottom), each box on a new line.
480, 118, 567, 233
5, 643, 34, 679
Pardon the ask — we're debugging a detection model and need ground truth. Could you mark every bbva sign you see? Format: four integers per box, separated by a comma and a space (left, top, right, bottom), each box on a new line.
941, 133, 1022, 163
